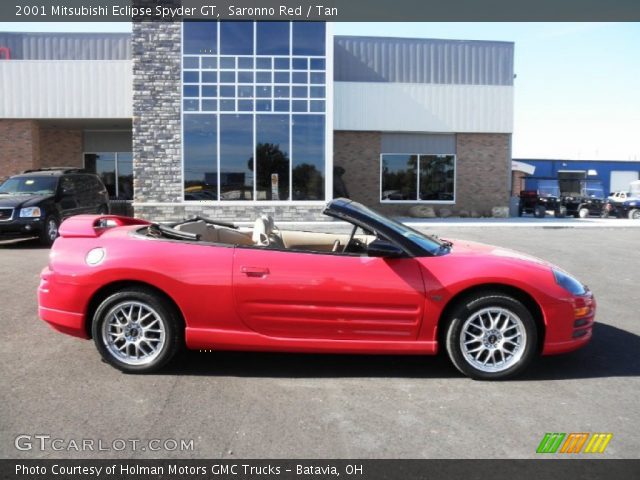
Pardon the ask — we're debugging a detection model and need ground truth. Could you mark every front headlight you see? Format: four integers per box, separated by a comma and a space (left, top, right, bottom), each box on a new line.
19, 207, 42, 218
553, 268, 586, 295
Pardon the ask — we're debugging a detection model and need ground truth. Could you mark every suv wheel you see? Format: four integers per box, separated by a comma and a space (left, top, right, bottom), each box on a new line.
445, 293, 538, 380
534, 205, 546, 218
39, 216, 59, 246
578, 207, 589, 218
629, 209, 640, 220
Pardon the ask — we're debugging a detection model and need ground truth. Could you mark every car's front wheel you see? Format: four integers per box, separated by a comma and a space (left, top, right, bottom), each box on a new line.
92, 288, 182, 373
445, 293, 538, 380
629, 209, 640, 220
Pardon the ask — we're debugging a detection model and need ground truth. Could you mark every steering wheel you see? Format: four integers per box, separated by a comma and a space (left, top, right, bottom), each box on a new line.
343, 225, 358, 253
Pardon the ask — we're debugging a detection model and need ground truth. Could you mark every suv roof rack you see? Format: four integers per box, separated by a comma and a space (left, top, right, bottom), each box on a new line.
21, 167, 85, 174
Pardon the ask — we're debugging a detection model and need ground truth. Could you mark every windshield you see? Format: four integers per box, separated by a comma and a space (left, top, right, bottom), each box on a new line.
0, 176, 58, 195
334, 201, 446, 255
584, 181, 604, 199
537, 180, 560, 197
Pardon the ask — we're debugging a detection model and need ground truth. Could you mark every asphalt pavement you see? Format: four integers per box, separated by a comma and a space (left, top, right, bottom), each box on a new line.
0, 226, 638, 459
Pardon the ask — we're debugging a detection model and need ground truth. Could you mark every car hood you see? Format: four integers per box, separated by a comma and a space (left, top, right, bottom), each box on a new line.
444, 239, 553, 269
0, 194, 53, 209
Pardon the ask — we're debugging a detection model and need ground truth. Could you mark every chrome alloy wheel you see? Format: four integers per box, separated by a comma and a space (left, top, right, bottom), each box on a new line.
47, 218, 58, 242
101, 301, 166, 366
459, 307, 527, 373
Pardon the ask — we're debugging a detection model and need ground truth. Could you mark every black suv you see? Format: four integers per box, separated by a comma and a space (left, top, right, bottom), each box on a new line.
0, 168, 109, 246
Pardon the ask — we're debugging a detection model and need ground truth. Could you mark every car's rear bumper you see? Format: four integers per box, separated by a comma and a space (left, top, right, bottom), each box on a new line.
541, 292, 595, 355
38, 267, 89, 339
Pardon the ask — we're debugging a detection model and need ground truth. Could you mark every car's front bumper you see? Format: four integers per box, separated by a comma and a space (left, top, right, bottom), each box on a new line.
541, 291, 596, 355
0, 216, 44, 240
38, 267, 89, 339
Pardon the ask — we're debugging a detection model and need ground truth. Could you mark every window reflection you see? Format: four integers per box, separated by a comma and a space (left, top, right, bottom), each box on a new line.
84, 152, 134, 200
184, 21, 217, 55
257, 22, 290, 55
381, 155, 418, 201
183, 114, 217, 201
256, 115, 290, 201
292, 23, 326, 56
220, 114, 253, 200
419, 155, 455, 201
220, 22, 253, 55
292, 115, 325, 200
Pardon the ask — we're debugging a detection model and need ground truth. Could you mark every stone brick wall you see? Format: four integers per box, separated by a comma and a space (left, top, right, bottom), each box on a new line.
39, 128, 83, 168
132, 21, 182, 205
335, 131, 511, 217
0, 120, 40, 182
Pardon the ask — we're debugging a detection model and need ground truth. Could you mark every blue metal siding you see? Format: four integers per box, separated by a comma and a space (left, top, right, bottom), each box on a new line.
517, 159, 640, 194
334, 35, 514, 86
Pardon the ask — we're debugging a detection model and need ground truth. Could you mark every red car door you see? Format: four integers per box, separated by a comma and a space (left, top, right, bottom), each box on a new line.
232, 247, 426, 341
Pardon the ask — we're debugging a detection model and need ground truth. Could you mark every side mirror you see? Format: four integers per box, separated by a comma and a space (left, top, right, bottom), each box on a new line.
367, 239, 405, 258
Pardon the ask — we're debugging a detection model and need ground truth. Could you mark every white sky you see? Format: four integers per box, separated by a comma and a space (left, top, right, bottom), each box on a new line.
1, 21, 639, 160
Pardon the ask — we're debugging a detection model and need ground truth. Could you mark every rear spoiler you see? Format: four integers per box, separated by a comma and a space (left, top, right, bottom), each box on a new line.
58, 215, 151, 238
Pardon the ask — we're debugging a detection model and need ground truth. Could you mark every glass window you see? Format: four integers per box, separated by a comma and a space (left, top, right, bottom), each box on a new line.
256, 86, 271, 98
310, 86, 325, 98
183, 57, 199, 69
220, 71, 235, 83
274, 100, 289, 112
292, 22, 326, 56
256, 100, 272, 112
381, 155, 418, 201
256, 71, 271, 83
220, 86, 235, 97
238, 57, 253, 69
202, 100, 217, 111
274, 57, 290, 70
201, 57, 217, 69
310, 58, 325, 70
274, 86, 289, 98
310, 72, 325, 84
292, 86, 307, 98
116, 153, 133, 200
184, 21, 217, 55
274, 72, 289, 84
292, 72, 307, 84
183, 85, 199, 97
238, 100, 253, 111
238, 85, 253, 98
292, 115, 325, 200
256, 115, 290, 201
238, 71, 254, 83
256, 57, 271, 69
85, 153, 116, 198
310, 100, 325, 112
220, 22, 253, 55
202, 85, 217, 97
292, 100, 307, 112
202, 71, 217, 83
183, 115, 217, 201
220, 99, 235, 111
220, 57, 235, 69
183, 71, 198, 83
257, 22, 290, 55
292, 58, 307, 70
419, 155, 455, 201
220, 115, 253, 200
183, 99, 199, 112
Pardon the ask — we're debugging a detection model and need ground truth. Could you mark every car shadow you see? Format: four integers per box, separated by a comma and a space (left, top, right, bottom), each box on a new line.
0, 238, 46, 249
163, 322, 640, 380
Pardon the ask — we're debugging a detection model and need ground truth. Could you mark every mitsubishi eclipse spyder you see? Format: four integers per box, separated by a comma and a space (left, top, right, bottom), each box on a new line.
38, 198, 595, 380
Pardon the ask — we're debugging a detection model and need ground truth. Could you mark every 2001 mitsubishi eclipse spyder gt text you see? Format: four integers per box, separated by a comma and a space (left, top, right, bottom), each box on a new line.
38, 199, 595, 380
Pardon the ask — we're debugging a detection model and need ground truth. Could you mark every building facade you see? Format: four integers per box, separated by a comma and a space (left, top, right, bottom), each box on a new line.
0, 25, 516, 221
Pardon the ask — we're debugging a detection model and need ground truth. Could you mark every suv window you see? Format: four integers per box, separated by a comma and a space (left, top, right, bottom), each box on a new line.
0, 176, 58, 195
58, 176, 75, 195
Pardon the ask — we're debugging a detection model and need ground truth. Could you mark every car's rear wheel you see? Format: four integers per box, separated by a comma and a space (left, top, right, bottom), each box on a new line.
534, 205, 546, 218
39, 216, 59, 246
92, 288, 182, 373
629, 209, 640, 220
445, 293, 538, 380
578, 207, 589, 218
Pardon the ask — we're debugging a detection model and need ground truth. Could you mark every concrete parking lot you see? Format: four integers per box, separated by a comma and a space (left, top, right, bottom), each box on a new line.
0, 226, 638, 459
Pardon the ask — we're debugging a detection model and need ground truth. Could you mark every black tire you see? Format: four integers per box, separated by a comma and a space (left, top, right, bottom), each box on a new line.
554, 206, 567, 218
629, 209, 640, 220
534, 205, 546, 218
578, 207, 589, 219
444, 293, 538, 380
39, 216, 59, 246
92, 288, 182, 373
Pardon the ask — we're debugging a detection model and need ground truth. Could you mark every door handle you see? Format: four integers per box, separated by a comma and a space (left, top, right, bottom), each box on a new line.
240, 266, 270, 277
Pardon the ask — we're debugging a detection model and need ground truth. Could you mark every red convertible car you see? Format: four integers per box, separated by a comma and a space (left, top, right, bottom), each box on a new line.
38, 199, 595, 380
